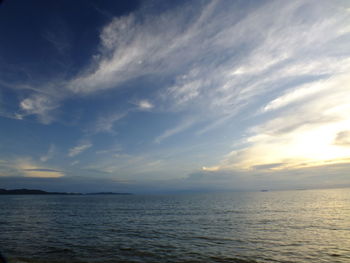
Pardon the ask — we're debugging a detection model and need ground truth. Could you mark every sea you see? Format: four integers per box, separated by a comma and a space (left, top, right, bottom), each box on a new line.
0, 188, 349, 263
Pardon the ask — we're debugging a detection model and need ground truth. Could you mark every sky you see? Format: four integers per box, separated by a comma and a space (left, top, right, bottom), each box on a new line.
0, 0, 349, 193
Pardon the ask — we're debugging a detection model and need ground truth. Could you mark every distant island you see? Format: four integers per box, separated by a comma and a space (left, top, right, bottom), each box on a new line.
0, 189, 132, 195
0, 188, 81, 195
86, 192, 132, 195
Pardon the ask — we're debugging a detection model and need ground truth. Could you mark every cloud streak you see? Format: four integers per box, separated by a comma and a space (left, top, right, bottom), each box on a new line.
334, 131, 350, 146
19, 94, 59, 124
155, 118, 195, 143
15, 159, 65, 178
136, 100, 153, 110
40, 144, 56, 162
205, 73, 350, 171
68, 141, 92, 157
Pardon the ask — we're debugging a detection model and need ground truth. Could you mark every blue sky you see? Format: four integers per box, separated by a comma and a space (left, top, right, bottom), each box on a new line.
0, 0, 350, 193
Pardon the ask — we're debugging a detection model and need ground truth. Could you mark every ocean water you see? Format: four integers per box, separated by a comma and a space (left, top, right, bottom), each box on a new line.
0, 188, 349, 263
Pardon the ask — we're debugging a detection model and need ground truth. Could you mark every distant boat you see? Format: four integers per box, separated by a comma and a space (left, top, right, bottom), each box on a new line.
260, 189, 269, 192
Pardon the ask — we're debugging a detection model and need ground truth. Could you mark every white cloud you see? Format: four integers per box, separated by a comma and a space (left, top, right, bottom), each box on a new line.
151, 0, 350, 124
96, 144, 122, 154
4, 0, 348, 132
40, 144, 56, 162
19, 94, 58, 124
1, 0, 349, 188
136, 100, 153, 110
334, 131, 350, 146
68, 141, 92, 157
204, 73, 350, 171
155, 118, 195, 143
261, 70, 349, 113
67, 11, 176, 94
91, 112, 127, 134
71, 160, 80, 166
64, 0, 350, 172
16, 158, 64, 178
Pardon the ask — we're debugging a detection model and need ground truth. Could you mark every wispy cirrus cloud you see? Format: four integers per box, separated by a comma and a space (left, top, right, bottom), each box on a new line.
203, 73, 350, 171
334, 131, 350, 147
4, 0, 349, 129
40, 144, 56, 162
19, 94, 60, 124
65, 0, 348, 141
42, 30, 70, 55
68, 141, 92, 157
154, 118, 195, 143
1, 0, 349, 189
90, 112, 127, 134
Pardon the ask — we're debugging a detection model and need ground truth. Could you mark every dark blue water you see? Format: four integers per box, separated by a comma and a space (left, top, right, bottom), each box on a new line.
1, 188, 350, 263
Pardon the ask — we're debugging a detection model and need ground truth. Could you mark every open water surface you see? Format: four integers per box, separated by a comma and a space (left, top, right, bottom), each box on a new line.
1, 188, 350, 263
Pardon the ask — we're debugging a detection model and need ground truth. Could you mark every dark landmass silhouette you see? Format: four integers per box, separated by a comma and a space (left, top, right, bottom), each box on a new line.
86, 192, 132, 195
0, 189, 132, 195
0, 188, 81, 195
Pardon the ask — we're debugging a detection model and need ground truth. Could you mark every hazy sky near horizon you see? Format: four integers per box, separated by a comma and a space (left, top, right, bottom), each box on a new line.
0, 0, 350, 193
